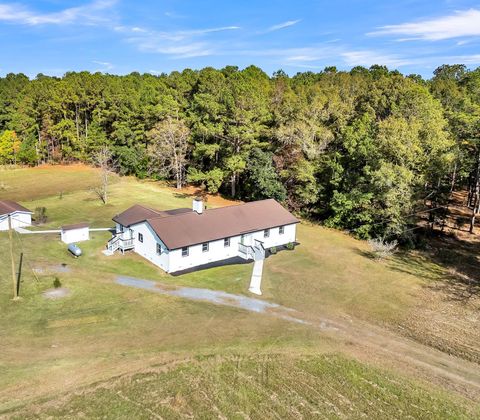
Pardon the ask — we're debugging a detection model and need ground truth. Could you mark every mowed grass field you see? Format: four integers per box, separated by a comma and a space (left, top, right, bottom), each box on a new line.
0, 165, 479, 418
11, 355, 472, 419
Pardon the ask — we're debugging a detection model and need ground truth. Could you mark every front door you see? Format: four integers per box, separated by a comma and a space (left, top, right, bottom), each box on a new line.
241, 233, 252, 246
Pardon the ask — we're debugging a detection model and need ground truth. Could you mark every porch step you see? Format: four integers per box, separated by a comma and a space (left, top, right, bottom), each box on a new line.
248, 259, 264, 295
102, 249, 114, 256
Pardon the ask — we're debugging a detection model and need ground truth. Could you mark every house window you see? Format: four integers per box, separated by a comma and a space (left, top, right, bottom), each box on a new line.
264, 229, 270, 238
156, 243, 162, 255
182, 247, 189, 257
224, 237, 230, 247
138, 232, 143, 243
202, 242, 209, 252
240, 234, 245, 244
279, 226, 284, 235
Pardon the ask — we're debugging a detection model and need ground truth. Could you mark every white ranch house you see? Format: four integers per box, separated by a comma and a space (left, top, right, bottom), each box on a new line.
107, 198, 298, 274
0, 200, 32, 231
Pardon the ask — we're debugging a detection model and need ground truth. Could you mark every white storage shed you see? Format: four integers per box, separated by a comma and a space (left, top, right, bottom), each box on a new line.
61, 222, 90, 244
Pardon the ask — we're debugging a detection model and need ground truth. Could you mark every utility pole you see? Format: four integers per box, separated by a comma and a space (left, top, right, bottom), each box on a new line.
8, 215, 18, 300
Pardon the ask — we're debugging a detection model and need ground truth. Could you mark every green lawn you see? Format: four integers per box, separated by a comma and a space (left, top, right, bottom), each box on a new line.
0, 165, 479, 418
9, 354, 475, 419
0, 164, 109, 201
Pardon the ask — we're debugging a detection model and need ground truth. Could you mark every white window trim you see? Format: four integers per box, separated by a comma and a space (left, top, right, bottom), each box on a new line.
202, 242, 209, 252
182, 247, 189, 257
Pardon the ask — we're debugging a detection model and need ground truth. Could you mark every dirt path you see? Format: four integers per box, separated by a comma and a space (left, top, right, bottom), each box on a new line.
116, 275, 480, 401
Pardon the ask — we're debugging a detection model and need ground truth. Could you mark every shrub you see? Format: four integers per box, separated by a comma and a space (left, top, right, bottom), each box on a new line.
270, 246, 277, 254
367, 238, 398, 260
34, 207, 47, 224
53, 277, 62, 288
286, 242, 295, 250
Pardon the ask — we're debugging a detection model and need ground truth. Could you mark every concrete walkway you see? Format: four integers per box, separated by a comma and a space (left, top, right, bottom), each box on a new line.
14, 226, 113, 234
14, 227, 60, 234
248, 259, 263, 295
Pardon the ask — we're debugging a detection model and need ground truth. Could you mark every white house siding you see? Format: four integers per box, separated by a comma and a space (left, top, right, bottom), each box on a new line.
61, 227, 89, 244
167, 223, 297, 273
168, 235, 241, 273
130, 222, 170, 272
0, 212, 32, 231
248, 223, 297, 249
117, 221, 297, 274
115, 223, 134, 240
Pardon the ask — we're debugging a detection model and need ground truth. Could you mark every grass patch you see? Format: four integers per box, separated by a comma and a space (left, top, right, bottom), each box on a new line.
0, 164, 109, 202
1, 165, 478, 416
7, 354, 476, 419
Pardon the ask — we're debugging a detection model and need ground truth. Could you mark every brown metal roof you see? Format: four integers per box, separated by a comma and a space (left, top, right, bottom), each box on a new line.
62, 222, 89, 231
113, 204, 190, 227
0, 200, 32, 216
147, 199, 299, 250
113, 204, 163, 226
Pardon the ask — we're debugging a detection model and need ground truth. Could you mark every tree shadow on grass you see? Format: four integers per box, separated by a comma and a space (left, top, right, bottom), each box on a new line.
379, 232, 480, 304
172, 192, 192, 200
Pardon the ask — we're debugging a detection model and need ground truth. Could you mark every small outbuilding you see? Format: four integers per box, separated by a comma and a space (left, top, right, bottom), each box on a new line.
61, 222, 90, 244
0, 200, 33, 231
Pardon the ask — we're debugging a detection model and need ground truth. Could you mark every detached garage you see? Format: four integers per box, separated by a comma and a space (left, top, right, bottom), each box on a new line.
0, 200, 33, 231
61, 223, 90, 244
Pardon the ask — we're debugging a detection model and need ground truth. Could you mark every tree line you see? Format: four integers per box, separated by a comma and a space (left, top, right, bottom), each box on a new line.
0, 64, 479, 241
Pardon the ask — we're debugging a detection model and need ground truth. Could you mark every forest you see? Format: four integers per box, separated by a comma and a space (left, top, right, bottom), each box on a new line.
0, 64, 479, 241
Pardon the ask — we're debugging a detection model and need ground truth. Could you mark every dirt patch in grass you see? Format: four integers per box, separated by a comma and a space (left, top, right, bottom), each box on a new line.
42, 288, 71, 299
156, 182, 240, 209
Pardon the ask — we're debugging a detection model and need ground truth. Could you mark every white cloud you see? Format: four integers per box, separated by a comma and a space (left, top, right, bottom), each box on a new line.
266, 19, 301, 33
341, 50, 412, 67
369, 9, 480, 41
241, 45, 340, 61
429, 54, 480, 65
0, 0, 116, 26
131, 39, 214, 58
121, 25, 240, 58
92, 60, 114, 71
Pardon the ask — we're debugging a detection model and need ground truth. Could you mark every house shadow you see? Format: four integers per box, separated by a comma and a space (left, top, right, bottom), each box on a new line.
170, 243, 299, 277
170, 256, 252, 276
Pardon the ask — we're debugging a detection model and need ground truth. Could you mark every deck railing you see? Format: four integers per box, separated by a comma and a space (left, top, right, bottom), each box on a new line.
238, 241, 265, 261
238, 243, 255, 260
107, 236, 134, 252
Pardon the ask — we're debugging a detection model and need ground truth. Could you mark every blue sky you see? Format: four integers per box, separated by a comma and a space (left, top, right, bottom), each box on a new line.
1, 0, 480, 78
